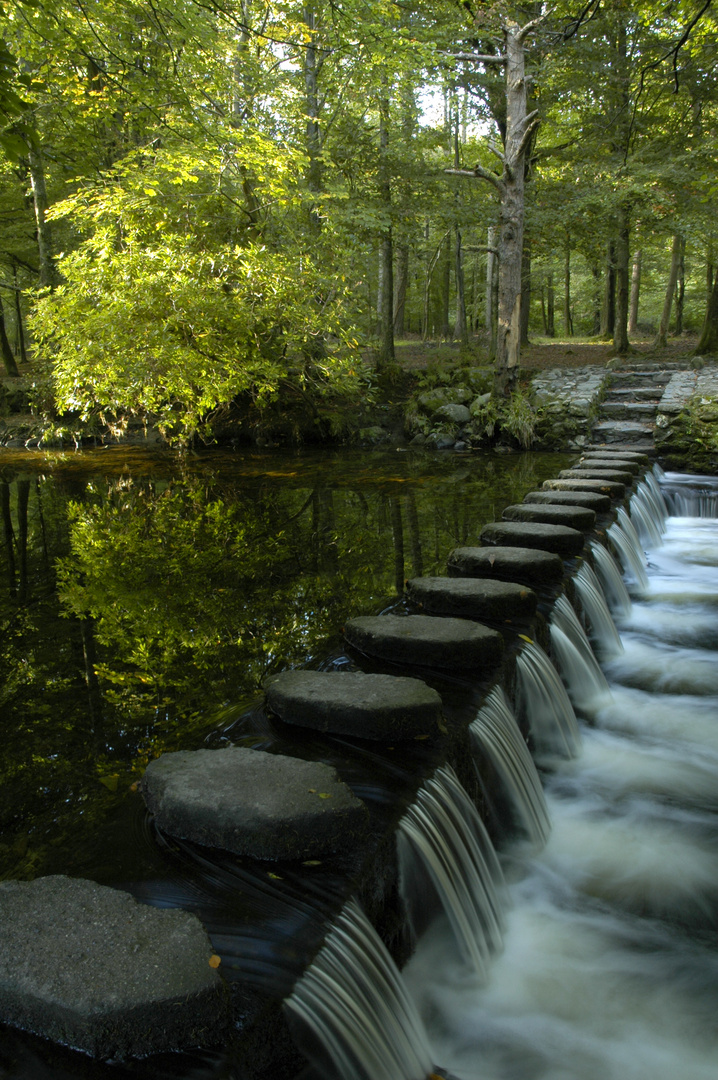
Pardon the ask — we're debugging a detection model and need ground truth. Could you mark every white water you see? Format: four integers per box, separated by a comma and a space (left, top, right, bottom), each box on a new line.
405, 476, 718, 1080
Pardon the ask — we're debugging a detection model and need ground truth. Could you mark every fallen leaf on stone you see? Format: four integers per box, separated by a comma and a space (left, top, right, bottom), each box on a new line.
303, 860, 322, 866
488, 554, 496, 566
307, 788, 317, 793
268, 871, 284, 880
414, 734, 429, 740
208, 955, 221, 969
318, 792, 332, 799
129, 780, 140, 793
518, 634, 533, 644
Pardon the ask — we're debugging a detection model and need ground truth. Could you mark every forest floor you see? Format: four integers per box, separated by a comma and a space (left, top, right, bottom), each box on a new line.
392, 332, 700, 373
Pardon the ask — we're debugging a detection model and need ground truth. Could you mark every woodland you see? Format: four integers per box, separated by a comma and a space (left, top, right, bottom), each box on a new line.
0, 0, 717, 444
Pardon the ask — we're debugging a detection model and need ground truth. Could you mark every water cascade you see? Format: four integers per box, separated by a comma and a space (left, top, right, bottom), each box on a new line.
549, 594, 612, 712
660, 472, 718, 517
607, 519, 649, 591
629, 482, 664, 547
470, 687, 551, 849
397, 765, 506, 981
284, 898, 434, 1080
573, 561, 624, 659
514, 640, 582, 758
590, 539, 632, 618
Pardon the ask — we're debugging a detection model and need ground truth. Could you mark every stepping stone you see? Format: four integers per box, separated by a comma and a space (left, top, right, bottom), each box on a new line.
584, 447, 650, 462
591, 420, 655, 442
0, 876, 226, 1059
344, 614, 503, 674
142, 747, 368, 860
578, 456, 642, 475
502, 503, 596, 531
480, 520, 585, 557
542, 478, 627, 499
559, 467, 635, 485
406, 575, 537, 622
265, 670, 442, 740
446, 545, 565, 587
600, 402, 658, 418
522, 489, 612, 513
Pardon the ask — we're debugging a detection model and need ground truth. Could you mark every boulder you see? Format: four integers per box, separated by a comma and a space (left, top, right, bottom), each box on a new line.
265, 670, 442, 740
0, 875, 226, 1059
480, 520, 585, 557
142, 747, 368, 860
344, 614, 504, 674
406, 575, 536, 623
446, 545, 564, 586
434, 403, 471, 424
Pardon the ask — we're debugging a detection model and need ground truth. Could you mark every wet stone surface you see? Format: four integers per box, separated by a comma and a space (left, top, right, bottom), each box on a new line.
0, 875, 226, 1059
446, 545, 565, 586
265, 670, 443, 740
480, 519, 586, 557
522, 489, 612, 513
344, 614, 504, 674
542, 477, 627, 499
142, 747, 369, 859
560, 467, 635, 486
502, 502, 596, 531
577, 455, 643, 475
406, 575, 537, 623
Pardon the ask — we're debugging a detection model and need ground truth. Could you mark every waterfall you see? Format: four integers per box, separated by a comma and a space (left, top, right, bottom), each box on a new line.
515, 640, 582, 759
397, 765, 506, 981
607, 521, 649, 591
549, 595, 612, 712
574, 562, 624, 659
630, 483, 665, 547
660, 472, 718, 518
284, 898, 434, 1080
470, 687, 551, 848
590, 540, 632, 619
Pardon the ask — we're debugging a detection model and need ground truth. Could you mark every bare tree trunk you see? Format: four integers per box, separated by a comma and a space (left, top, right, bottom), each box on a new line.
28, 145, 59, 289
613, 206, 631, 354
628, 248, 641, 333
440, 240, 451, 339
0, 294, 19, 376
520, 238, 531, 345
563, 240, 573, 336
486, 226, 497, 335
455, 225, 468, 345
602, 242, 616, 338
376, 91, 395, 369
654, 233, 682, 348
591, 263, 601, 335
393, 244, 409, 337
674, 236, 685, 335
13, 267, 27, 365
697, 272, 718, 355
546, 270, 555, 337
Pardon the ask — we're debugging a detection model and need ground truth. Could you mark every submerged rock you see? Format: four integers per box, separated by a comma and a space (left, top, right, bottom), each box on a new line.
0, 875, 226, 1059
142, 747, 368, 859
265, 670, 443, 740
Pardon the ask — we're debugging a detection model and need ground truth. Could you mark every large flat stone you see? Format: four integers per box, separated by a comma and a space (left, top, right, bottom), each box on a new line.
584, 446, 651, 463
542, 478, 627, 499
522, 489, 612, 513
502, 503, 596, 531
559, 467, 635, 485
446, 545, 564, 586
0, 876, 226, 1059
406, 575, 537, 622
344, 614, 503, 674
577, 455, 642, 475
480, 520, 585, 557
142, 747, 368, 860
265, 670, 442, 740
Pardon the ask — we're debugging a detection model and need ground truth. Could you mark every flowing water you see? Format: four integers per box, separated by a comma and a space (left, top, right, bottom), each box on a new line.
402, 471, 718, 1080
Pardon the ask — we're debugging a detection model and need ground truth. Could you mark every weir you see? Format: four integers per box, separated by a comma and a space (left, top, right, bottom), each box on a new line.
3, 449, 718, 1080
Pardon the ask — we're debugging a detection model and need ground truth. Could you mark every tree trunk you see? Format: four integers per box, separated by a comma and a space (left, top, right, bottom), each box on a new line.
393, 244, 409, 337
28, 145, 59, 289
602, 242, 616, 339
486, 226, 497, 334
628, 248, 641, 333
390, 497, 405, 596
494, 21, 535, 395
654, 233, 682, 348
0, 481, 15, 595
13, 267, 27, 366
455, 226, 468, 345
696, 273, 718, 355
520, 238, 531, 345
0, 294, 19, 376
613, 206, 631, 354
303, 6, 323, 234
591, 263, 602, 335
563, 240, 573, 336
674, 236, 686, 335
546, 270, 555, 337
376, 92, 395, 368
440, 239, 451, 339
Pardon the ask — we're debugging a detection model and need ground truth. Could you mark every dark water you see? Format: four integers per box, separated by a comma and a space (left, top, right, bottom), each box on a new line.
0, 446, 571, 1078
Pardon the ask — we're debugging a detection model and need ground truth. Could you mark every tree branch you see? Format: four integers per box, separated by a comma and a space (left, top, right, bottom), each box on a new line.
516, 17, 544, 44
445, 166, 505, 195
440, 51, 507, 65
